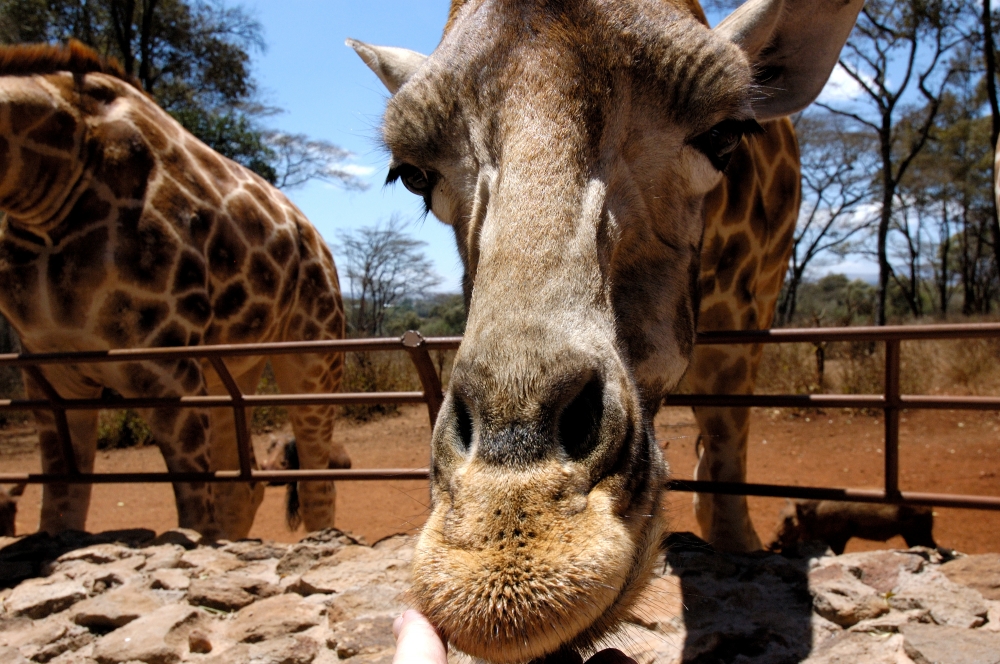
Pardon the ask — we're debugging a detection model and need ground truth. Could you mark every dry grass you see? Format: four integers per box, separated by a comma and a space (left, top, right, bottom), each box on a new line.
340, 352, 420, 421
756, 343, 822, 394
756, 336, 1000, 399
250, 362, 289, 433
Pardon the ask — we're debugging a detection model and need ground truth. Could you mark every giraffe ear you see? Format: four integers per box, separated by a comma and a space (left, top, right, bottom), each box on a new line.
715, 0, 864, 120
346, 39, 428, 95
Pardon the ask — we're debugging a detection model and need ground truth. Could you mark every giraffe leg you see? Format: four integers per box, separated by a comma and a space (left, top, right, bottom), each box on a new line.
126, 360, 219, 538
692, 405, 761, 552
683, 343, 765, 552
272, 351, 347, 532
26, 371, 100, 534
140, 404, 219, 537
204, 359, 267, 541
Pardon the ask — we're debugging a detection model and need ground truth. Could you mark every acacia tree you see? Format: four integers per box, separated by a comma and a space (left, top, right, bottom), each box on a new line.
336, 216, 442, 338
897, 65, 996, 316
777, 112, 874, 326
818, 0, 971, 324
0, 0, 364, 190
266, 132, 366, 191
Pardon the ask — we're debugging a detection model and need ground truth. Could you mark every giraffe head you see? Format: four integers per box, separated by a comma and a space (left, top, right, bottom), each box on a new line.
0, 41, 138, 229
352, 0, 861, 660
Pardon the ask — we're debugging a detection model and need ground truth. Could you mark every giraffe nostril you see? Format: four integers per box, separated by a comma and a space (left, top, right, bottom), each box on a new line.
558, 377, 604, 460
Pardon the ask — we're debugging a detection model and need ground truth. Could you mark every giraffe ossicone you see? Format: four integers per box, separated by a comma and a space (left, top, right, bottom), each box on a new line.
0, 40, 349, 541
351, 0, 863, 661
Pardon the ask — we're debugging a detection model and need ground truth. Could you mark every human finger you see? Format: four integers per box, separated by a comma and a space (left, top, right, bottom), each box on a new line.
392, 610, 448, 664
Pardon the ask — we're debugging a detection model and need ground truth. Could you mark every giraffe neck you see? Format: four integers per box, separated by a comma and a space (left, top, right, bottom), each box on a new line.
0, 76, 90, 232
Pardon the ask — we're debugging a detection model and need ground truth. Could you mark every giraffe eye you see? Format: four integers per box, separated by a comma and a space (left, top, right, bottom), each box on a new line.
691, 119, 763, 171
388, 163, 438, 197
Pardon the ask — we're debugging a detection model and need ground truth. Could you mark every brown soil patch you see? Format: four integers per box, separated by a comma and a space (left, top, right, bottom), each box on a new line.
2, 406, 998, 553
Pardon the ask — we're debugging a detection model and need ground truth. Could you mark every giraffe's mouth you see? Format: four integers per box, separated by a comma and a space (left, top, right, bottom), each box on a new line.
410, 460, 666, 664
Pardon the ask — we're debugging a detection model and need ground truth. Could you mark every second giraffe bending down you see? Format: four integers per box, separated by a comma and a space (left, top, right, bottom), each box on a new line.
0, 41, 349, 540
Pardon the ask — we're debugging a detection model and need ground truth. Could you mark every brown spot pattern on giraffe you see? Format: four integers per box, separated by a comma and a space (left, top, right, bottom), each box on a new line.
699, 302, 734, 331
187, 141, 234, 185
226, 192, 269, 245
747, 186, 769, 241
189, 209, 214, 250
229, 303, 272, 342
150, 407, 180, 432
172, 251, 207, 294
268, 232, 294, 265
126, 363, 163, 396
161, 146, 221, 208
180, 414, 206, 453
9, 102, 44, 136
152, 321, 187, 348
247, 252, 279, 298
734, 258, 757, 306
47, 226, 109, 326
98, 291, 169, 346
89, 120, 155, 200
213, 282, 248, 320
49, 190, 112, 245
129, 109, 170, 153
771, 160, 799, 221
713, 357, 748, 394
150, 180, 195, 229
26, 109, 78, 151
8, 152, 67, 212
177, 292, 212, 326
244, 182, 284, 228
721, 144, 753, 226
712, 232, 751, 294
114, 210, 178, 291
208, 219, 247, 280
0, 242, 39, 324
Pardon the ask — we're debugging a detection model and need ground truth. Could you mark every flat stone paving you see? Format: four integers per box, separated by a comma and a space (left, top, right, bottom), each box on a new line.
0, 529, 998, 664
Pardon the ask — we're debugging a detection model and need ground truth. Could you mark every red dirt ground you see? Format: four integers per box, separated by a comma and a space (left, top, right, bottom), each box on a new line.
2, 405, 998, 553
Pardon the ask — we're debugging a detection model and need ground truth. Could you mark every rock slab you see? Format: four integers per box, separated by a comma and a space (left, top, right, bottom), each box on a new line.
0, 528, 998, 664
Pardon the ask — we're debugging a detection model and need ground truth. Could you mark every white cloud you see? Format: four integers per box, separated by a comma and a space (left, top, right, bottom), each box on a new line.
816, 65, 865, 105
341, 164, 377, 177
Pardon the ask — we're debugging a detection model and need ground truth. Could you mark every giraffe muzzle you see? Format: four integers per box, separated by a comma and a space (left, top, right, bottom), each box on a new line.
411, 344, 667, 662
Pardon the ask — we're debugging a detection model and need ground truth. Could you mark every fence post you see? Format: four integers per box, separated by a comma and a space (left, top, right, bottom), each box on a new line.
402, 330, 444, 428
209, 357, 254, 480
884, 339, 901, 501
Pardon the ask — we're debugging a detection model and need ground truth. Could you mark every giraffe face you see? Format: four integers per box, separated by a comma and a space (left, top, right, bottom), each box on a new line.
382, 5, 750, 659
357, 0, 863, 659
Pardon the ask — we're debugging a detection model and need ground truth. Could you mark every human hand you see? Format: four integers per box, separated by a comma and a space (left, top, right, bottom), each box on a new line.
391, 610, 637, 664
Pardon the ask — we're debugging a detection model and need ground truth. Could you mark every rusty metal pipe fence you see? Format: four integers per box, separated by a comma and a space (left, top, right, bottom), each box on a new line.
1, 324, 999, 513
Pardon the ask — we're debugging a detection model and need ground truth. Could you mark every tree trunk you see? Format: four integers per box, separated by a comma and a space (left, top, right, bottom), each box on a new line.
984, 0, 1000, 284
109, 0, 137, 77
876, 136, 895, 326
137, 0, 159, 90
777, 262, 805, 327
938, 201, 950, 318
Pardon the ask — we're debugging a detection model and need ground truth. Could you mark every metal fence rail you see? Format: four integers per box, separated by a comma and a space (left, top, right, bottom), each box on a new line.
1, 324, 999, 512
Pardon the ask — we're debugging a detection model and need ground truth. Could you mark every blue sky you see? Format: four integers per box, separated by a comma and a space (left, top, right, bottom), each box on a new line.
248, 1, 878, 291
247, 1, 461, 289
